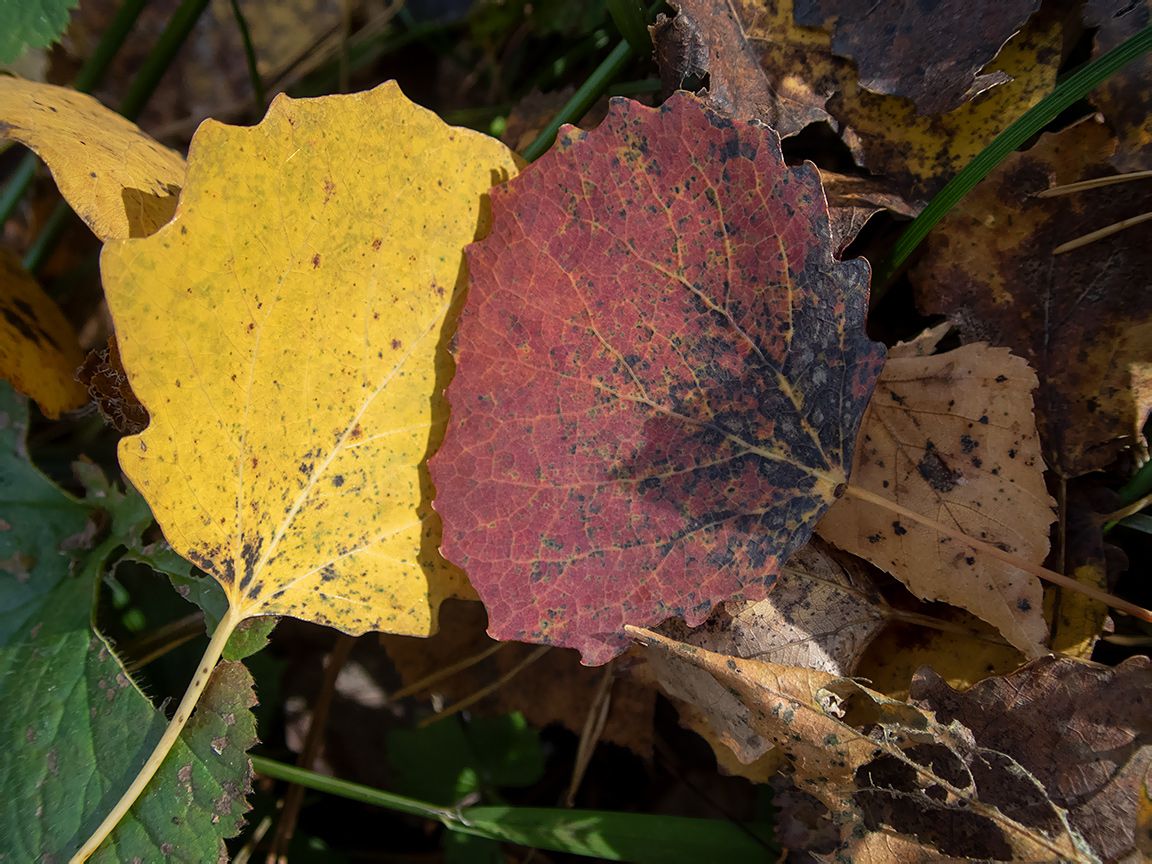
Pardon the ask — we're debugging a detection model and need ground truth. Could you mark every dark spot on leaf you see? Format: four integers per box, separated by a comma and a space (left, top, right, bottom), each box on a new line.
995, 375, 1007, 383
1016, 598, 1031, 611
333, 475, 345, 487
892, 521, 906, 536
312, 253, 321, 268
392, 339, 401, 350
959, 434, 977, 454
917, 450, 958, 493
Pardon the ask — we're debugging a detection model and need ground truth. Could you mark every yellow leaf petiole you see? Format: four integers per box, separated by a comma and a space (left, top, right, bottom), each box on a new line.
70, 605, 242, 862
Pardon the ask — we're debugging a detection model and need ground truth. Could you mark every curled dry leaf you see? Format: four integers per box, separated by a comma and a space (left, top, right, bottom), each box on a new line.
818, 325, 1056, 657
794, 0, 1039, 115
911, 655, 1152, 863
911, 118, 1152, 477
0, 78, 185, 239
646, 537, 887, 766
629, 626, 1097, 862
0, 247, 87, 418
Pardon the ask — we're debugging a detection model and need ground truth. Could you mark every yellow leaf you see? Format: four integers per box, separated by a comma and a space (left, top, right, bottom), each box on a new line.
0, 77, 185, 239
818, 325, 1057, 657
100, 81, 516, 637
0, 247, 86, 417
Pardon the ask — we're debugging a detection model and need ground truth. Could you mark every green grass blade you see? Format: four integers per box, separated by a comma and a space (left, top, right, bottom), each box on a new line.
250, 756, 455, 822
520, 39, 634, 162
878, 23, 1152, 282
459, 805, 779, 863
119, 0, 213, 121
607, 0, 653, 58
228, 0, 265, 115
251, 756, 780, 862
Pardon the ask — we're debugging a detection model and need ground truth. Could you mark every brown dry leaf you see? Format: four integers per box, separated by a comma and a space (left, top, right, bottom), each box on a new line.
820, 169, 921, 254
911, 117, 1152, 477
0, 247, 87, 417
1083, 0, 1152, 172
827, 2, 1064, 200
818, 325, 1056, 657
76, 337, 149, 433
653, 0, 851, 137
793, 0, 1039, 115
645, 538, 888, 766
910, 655, 1152, 863
382, 600, 655, 756
0, 78, 185, 239
629, 626, 1096, 861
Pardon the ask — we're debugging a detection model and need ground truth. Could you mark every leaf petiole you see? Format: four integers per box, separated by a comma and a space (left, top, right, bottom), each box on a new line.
843, 483, 1152, 623
69, 605, 242, 862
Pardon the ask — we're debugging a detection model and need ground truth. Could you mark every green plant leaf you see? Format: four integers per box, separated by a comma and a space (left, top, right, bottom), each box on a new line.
0, 381, 257, 861
387, 712, 545, 807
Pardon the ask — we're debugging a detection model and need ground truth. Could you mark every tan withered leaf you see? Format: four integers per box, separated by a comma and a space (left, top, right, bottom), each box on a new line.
910, 655, 1152, 863
646, 538, 887, 765
628, 627, 1095, 861
818, 325, 1056, 657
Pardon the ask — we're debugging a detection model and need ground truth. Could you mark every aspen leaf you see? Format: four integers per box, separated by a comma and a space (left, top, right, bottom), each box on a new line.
100, 81, 517, 638
0, 247, 86, 417
431, 92, 886, 665
0, 77, 185, 239
818, 325, 1056, 657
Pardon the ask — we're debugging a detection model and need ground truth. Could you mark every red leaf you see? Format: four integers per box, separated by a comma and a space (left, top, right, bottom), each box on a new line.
431, 93, 885, 664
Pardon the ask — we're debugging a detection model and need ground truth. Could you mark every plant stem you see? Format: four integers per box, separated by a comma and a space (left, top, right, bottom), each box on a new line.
228, 0, 266, 116
844, 483, 1152, 623
70, 607, 241, 862
119, 0, 213, 122
251, 755, 455, 821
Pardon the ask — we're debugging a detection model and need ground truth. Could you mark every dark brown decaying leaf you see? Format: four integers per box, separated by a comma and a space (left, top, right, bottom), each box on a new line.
910, 655, 1152, 863
793, 0, 1039, 115
911, 118, 1152, 478
77, 337, 149, 433
820, 170, 920, 254
652, 0, 850, 136
1082, 0, 1152, 172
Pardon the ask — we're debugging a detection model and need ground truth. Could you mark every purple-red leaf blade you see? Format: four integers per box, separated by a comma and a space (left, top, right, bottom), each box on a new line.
432, 93, 885, 664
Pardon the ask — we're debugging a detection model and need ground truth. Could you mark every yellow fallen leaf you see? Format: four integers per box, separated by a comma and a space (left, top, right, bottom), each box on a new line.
0, 247, 86, 417
103, 80, 510, 635
0, 77, 185, 239
74, 80, 517, 860
818, 325, 1056, 657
